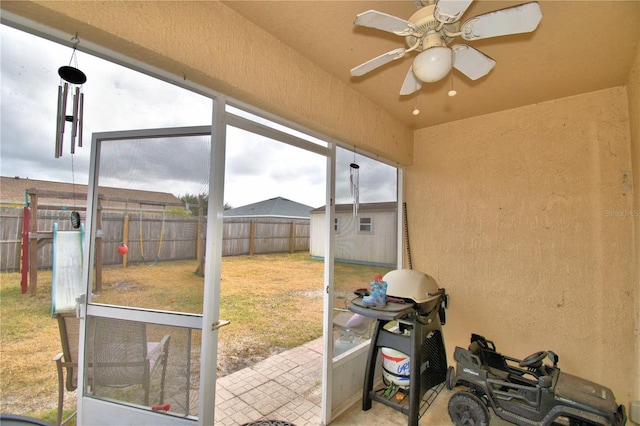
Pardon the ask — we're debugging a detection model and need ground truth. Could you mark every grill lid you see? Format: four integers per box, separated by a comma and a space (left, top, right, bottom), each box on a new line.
383, 269, 439, 304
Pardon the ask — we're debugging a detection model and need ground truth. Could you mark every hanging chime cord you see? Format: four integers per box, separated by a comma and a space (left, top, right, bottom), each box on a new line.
71, 153, 76, 211
69, 152, 82, 229
69, 34, 79, 67
69, 36, 79, 221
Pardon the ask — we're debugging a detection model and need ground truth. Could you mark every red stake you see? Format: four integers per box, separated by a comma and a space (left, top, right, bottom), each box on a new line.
151, 404, 170, 412
20, 207, 30, 294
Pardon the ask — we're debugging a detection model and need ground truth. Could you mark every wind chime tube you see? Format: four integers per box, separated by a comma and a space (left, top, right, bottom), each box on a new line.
55, 45, 87, 158
58, 83, 69, 158
77, 92, 84, 147
352, 193, 359, 216
350, 162, 360, 217
355, 190, 359, 216
70, 87, 80, 154
55, 85, 63, 158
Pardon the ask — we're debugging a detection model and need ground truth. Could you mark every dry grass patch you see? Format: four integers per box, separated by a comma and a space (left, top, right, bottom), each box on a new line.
1, 252, 391, 422
0, 271, 63, 422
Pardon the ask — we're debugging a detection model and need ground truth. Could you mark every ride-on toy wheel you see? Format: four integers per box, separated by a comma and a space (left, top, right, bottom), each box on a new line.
446, 366, 456, 390
448, 391, 490, 426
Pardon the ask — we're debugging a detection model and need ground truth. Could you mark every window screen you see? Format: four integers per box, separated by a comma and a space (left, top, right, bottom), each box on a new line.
359, 217, 372, 233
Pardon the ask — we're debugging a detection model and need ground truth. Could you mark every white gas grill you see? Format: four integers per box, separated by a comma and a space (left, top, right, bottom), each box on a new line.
349, 269, 449, 426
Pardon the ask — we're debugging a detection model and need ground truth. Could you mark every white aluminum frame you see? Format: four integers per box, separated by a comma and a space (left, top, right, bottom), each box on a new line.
79, 125, 215, 425
1, 13, 406, 425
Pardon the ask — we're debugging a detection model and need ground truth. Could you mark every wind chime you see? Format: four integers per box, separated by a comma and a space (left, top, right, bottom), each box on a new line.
55, 35, 86, 159
55, 35, 86, 229
350, 151, 360, 217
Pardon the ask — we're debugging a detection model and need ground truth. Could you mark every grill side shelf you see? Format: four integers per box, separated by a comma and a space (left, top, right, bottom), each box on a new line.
349, 298, 416, 320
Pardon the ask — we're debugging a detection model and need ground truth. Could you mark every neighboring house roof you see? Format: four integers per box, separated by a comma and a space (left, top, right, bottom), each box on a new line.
224, 196, 314, 219
0, 176, 182, 210
310, 202, 397, 214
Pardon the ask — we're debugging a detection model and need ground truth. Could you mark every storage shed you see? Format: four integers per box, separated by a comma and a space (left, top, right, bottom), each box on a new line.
310, 202, 397, 267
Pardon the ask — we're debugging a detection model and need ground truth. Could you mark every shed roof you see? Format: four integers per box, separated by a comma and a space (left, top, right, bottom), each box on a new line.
224, 196, 314, 219
310, 202, 397, 214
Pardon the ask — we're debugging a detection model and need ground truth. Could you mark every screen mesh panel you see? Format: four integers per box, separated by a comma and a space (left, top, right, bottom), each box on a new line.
86, 317, 201, 418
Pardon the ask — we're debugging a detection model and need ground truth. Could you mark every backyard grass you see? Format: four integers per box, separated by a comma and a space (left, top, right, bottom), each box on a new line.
0, 252, 390, 422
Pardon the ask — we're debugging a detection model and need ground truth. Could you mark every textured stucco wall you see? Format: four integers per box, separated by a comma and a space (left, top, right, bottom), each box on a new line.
407, 87, 635, 406
626, 14, 640, 407
0, 0, 412, 165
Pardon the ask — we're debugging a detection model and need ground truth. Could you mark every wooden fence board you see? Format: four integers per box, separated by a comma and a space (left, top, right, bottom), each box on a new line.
0, 208, 310, 271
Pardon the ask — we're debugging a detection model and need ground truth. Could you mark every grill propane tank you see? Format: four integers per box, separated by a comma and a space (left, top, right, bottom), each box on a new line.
381, 347, 411, 389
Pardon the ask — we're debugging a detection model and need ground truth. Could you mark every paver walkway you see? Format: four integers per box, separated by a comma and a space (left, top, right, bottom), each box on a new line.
214, 338, 323, 425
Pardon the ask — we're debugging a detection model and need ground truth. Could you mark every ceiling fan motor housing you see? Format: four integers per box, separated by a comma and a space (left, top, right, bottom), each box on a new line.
405, 5, 459, 51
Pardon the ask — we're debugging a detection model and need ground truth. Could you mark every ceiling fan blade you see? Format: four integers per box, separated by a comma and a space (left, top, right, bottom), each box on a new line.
460, 2, 543, 41
435, 0, 474, 24
400, 67, 423, 95
351, 48, 407, 77
355, 10, 418, 36
452, 44, 496, 80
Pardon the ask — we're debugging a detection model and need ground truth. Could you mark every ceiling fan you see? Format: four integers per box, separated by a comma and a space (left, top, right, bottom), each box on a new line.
350, 0, 543, 95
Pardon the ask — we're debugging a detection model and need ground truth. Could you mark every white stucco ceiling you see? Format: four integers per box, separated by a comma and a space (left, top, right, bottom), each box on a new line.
221, 1, 639, 129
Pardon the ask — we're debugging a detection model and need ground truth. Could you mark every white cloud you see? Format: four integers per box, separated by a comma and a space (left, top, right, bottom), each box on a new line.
1, 25, 396, 210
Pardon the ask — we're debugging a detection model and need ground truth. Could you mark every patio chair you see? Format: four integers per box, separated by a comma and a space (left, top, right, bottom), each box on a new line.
54, 313, 171, 425
90, 317, 171, 406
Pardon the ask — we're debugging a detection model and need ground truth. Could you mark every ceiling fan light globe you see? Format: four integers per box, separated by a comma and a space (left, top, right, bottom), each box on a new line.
412, 47, 452, 83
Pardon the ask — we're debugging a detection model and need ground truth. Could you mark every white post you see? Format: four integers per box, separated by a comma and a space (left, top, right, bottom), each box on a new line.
321, 142, 336, 424
396, 167, 404, 269
198, 95, 227, 425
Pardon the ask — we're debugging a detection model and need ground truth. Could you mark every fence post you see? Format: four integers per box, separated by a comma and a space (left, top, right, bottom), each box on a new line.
195, 195, 205, 277
249, 220, 256, 256
28, 193, 38, 296
122, 214, 129, 268
289, 222, 295, 253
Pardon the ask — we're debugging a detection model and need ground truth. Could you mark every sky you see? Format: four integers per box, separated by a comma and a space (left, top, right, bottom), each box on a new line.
0, 24, 397, 209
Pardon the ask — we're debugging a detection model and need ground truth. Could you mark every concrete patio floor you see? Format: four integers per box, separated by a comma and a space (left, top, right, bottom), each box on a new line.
213, 337, 511, 426
214, 338, 323, 426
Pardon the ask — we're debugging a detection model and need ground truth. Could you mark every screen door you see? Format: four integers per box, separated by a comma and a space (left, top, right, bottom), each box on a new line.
78, 123, 223, 425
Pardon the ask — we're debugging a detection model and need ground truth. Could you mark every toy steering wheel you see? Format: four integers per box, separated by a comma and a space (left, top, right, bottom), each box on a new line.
519, 351, 548, 368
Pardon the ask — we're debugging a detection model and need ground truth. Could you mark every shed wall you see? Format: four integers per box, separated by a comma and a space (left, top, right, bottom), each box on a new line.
310, 210, 397, 266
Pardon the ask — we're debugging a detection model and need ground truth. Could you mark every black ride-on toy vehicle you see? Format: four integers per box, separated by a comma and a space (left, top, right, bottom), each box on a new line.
446, 334, 626, 426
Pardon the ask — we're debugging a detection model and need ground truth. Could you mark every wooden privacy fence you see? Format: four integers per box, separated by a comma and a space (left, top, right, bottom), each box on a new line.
0, 208, 310, 272
222, 217, 310, 256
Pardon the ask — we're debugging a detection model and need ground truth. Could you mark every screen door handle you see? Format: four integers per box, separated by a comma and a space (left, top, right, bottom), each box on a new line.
212, 320, 231, 330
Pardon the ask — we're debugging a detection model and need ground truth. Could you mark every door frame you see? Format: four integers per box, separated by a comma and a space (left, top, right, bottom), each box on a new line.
77, 124, 220, 425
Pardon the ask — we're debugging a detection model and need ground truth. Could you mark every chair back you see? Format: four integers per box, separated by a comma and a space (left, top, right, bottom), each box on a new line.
92, 318, 150, 387
55, 312, 80, 392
